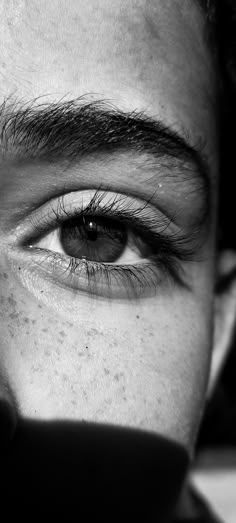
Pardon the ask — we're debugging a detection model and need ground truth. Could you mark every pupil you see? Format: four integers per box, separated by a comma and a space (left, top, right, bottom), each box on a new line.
86, 220, 97, 241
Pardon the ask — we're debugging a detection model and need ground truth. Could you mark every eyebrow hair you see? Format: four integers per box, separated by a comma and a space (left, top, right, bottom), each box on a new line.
0, 97, 210, 193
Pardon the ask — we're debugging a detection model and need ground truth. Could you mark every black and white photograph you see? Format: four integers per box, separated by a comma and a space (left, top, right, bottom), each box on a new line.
0, 1, 235, 521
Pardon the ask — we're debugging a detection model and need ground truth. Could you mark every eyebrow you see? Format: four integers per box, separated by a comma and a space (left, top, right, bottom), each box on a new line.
0, 97, 210, 193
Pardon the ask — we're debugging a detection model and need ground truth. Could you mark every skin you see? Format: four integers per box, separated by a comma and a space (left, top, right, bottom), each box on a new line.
0, 0, 219, 465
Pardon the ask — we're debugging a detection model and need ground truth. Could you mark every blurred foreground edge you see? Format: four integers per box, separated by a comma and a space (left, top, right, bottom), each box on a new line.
0, 419, 189, 521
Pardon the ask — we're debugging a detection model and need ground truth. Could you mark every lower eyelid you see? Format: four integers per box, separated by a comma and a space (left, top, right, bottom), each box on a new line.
17, 246, 172, 299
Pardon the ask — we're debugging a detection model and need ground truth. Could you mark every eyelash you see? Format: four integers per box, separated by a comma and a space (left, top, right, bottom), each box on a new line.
22, 190, 197, 299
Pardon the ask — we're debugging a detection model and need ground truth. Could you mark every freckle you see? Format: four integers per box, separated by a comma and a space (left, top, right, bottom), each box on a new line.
38, 304, 42, 309
104, 368, 110, 375
18, 267, 21, 271
8, 295, 17, 308
87, 328, 99, 336
114, 373, 120, 382
40, 290, 44, 293
3, 272, 8, 279
24, 317, 29, 324
59, 330, 66, 337
9, 312, 19, 320
85, 346, 88, 349
42, 327, 48, 333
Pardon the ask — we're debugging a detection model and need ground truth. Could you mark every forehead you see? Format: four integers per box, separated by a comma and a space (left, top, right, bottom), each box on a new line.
0, 0, 216, 165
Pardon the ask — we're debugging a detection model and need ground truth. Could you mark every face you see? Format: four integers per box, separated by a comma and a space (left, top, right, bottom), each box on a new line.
0, 0, 219, 516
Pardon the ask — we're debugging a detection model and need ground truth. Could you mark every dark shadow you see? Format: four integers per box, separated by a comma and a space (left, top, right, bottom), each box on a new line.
1, 418, 188, 521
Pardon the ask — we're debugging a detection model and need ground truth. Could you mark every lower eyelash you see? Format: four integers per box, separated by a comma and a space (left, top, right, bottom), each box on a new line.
29, 247, 187, 299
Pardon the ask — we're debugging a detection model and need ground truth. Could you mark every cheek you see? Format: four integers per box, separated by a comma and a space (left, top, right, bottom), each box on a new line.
0, 274, 213, 454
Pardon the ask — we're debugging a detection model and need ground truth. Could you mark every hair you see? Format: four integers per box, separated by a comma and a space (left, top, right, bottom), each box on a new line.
196, 0, 236, 249
196, 1, 236, 249
214, 1, 236, 249
196, 1, 236, 450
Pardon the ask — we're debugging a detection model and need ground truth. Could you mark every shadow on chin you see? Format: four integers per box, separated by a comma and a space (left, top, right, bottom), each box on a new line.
1, 418, 189, 521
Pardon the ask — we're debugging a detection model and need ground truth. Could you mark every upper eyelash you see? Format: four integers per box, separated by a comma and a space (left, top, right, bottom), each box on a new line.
28, 189, 200, 263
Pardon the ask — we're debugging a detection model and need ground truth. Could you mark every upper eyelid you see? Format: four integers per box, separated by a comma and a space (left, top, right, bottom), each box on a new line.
11, 189, 204, 266
12, 189, 168, 238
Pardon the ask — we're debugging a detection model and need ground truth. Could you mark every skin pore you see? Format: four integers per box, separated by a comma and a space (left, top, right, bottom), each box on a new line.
0, 0, 218, 466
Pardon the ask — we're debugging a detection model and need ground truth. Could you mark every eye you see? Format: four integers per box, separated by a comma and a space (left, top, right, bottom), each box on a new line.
15, 189, 196, 299
34, 214, 152, 265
